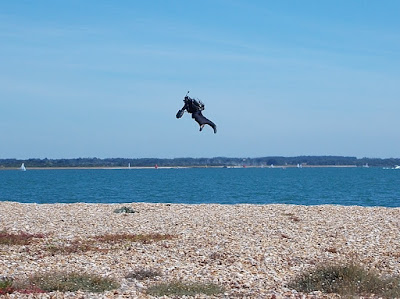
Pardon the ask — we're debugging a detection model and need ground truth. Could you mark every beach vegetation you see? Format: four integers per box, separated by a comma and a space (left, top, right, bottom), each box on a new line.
0, 277, 46, 294
113, 206, 137, 213
29, 272, 119, 292
0, 230, 45, 246
283, 213, 301, 222
0, 277, 13, 295
146, 281, 225, 296
125, 268, 162, 280
45, 239, 100, 255
44, 233, 174, 255
288, 262, 400, 298
94, 233, 175, 244
325, 247, 338, 254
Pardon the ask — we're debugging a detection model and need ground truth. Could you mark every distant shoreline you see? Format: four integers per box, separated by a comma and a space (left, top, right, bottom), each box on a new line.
1, 156, 398, 169
0, 165, 359, 170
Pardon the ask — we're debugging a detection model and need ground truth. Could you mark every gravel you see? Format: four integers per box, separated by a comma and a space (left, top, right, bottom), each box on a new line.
0, 202, 399, 298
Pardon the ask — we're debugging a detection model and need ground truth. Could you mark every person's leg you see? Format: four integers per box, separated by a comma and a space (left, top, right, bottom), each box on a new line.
193, 112, 217, 133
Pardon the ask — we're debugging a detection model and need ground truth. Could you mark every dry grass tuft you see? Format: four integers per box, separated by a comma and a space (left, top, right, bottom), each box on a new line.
0, 277, 46, 295
95, 233, 175, 244
325, 247, 338, 254
0, 230, 45, 246
29, 272, 119, 292
146, 281, 225, 296
283, 213, 301, 222
125, 268, 162, 280
42, 233, 175, 255
45, 239, 101, 255
288, 262, 400, 298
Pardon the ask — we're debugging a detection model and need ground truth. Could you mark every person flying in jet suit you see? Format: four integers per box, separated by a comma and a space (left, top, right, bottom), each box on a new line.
176, 92, 217, 134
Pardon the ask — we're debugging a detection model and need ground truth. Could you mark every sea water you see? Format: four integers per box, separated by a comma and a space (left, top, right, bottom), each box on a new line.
0, 167, 399, 207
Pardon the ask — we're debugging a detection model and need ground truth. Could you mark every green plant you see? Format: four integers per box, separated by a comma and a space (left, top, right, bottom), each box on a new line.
113, 206, 137, 214
146, 281, 225, 296
288, 263, 400, 298
125, 268, 162, 280
0, 277, 14, 295
0, 276, 47, 294
29, 272, 119, 292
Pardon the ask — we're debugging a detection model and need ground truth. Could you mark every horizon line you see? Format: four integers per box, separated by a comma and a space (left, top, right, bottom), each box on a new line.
1, 155, 400, 160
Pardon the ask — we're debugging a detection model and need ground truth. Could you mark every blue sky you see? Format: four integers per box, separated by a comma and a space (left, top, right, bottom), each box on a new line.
1, 1, 399, 159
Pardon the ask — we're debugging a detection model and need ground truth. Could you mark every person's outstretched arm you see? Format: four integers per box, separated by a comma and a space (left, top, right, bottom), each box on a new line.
176, 100, 188, 118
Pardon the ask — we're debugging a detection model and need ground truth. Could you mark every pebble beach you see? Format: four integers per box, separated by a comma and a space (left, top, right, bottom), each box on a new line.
0, 202, 399, 298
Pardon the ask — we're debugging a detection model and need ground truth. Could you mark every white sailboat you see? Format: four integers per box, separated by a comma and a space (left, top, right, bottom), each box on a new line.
20, 163, 26, 171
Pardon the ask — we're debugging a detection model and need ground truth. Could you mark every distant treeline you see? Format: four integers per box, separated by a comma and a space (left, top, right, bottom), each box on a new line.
1, 156, 400, 168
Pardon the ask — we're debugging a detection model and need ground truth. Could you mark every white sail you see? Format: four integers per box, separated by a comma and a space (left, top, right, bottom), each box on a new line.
20, 163, 26, 171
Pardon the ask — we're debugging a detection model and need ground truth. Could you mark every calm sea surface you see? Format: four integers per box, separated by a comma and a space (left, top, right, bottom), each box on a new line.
0, 168, 399, 207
